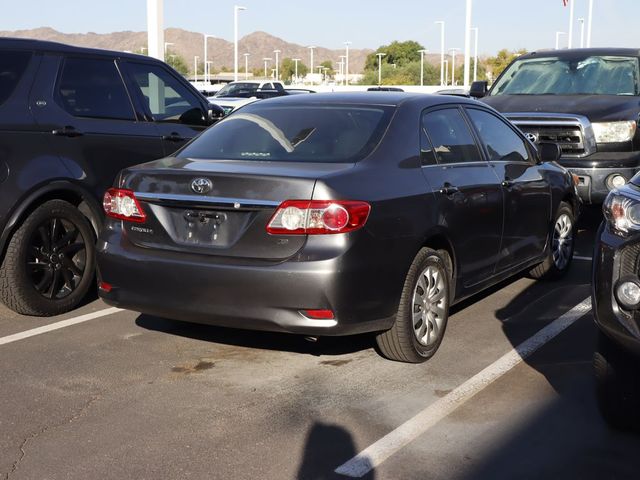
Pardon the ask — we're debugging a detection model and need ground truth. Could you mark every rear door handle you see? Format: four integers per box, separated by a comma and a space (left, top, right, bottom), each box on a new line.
438, 185, 460, 196
502, 179, 514, 188
162, 133, 186, 142
52, 126, 83, 137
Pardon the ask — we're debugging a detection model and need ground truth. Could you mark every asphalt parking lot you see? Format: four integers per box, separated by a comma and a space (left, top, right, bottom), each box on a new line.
2, 208, 640, 480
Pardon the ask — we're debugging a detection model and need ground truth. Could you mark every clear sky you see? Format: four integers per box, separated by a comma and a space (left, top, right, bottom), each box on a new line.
0, 0, 637, 55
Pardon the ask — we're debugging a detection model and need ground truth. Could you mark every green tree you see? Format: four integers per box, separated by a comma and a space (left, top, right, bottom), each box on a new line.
166, 51, 189, 76
364, 40, 425, 71
281, 57, 309, 81
320, 60, 335, 76
485, 48, 527, 82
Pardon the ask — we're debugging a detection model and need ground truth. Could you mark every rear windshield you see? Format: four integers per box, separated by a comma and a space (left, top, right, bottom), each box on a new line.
178, 104, 394, 163
214, 83, 260, 98
0, 51, 31, 106
491, 55, 640, 96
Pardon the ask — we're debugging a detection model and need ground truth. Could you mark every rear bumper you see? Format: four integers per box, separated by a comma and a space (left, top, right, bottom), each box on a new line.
592, 222, 640, 357
560, 151, 640, 204
96, 226, 401, 336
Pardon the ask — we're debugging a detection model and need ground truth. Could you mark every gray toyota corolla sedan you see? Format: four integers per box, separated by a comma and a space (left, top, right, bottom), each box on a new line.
97, 92, 579, 363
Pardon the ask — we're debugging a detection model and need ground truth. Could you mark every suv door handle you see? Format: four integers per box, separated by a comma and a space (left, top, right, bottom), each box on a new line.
52, 126, 83, 137
502, 179, 514, 188
162, 133, 186, 142
438, 184, 460, 196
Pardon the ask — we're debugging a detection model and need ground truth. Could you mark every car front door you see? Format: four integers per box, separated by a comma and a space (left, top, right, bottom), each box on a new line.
464, 107, 551, 271
30, 54, 165, 202
420, 106, 504, 288
121, 61, 209, 155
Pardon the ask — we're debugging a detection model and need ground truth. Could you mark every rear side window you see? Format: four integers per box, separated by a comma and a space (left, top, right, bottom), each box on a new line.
466, 108, 531, 163
57, 57, 134, 120
422, 108, 482, 164
0, 51, 31, 106
178, 104, 394, 163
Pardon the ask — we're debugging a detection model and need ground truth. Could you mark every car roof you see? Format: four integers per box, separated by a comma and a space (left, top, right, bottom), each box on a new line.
248, 91, 481, 108
519, 47, 640, 60
0, 37, 159, 62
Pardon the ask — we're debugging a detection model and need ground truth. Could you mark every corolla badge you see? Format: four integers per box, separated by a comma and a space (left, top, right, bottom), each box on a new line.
525, 132, 539, 143
191, 178, 213, 194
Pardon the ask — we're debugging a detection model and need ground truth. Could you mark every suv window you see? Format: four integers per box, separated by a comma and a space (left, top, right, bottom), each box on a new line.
0, 51, 31, 107
422, 108, 482, 164
126, 62, 203, 124
466, 109, 531, 163
57, 57, 134, 120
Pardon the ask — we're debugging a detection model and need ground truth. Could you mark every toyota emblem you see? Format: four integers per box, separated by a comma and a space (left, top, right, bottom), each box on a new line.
191, 178, 213, 194
525, 132, 539, 143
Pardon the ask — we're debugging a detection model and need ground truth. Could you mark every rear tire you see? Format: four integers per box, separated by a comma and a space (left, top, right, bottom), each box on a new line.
594, 331, 640, 431
529, 201, 574, 280
376, 248, 451, 363
0, 200, 95, 316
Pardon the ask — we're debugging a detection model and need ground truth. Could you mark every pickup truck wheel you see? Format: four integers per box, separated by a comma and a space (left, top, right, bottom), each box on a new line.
529, 201, 574, 280
376, 248, 451, 363
594, 331, 640, 431
0, 200, 95, 316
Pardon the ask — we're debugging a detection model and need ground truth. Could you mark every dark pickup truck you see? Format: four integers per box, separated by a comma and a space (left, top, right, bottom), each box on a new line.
472, 48, 640, 204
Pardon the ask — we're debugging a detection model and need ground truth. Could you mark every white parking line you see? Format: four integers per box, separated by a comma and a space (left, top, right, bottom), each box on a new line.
0, 307, 123, 346
574, 256, 593, 261
335, 297, 592, 478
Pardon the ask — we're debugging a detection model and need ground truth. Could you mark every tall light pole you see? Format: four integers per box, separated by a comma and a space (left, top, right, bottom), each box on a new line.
203, 34, 215, 83
587, 0, 594, 47
273, 49, 281, 80
567, 0, 575, 48
339, 55, 347, 86
206, 61, 213, 82
140, 46, 148, 55
164, 42, 174, 55
471, 27, 479, 82
578, 18, 585, 48
444, 59, 449, 86
376, 52, 386, 85
243, 53, 250, 80
194, 56, 199, 82
233, 5, 246, 82
308, 46, 316, 77
146, 0, 164, 61
262, 57, 271, 78
555, 31, 567, 50
463, 0, 473, 87
292, 58, 301, 82
435, 21, 445, 87
449, 48, 460, 86
344, 41, 352, 85
418, 49, 427, 86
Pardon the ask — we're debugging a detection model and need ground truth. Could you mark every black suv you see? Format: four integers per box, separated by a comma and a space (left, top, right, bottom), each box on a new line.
0, 38, 223, 316
473, 48, 640, 204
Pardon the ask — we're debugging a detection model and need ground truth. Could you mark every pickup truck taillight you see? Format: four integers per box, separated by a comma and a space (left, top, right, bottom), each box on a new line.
266, 200, 370, 235
103, 188, 146, 223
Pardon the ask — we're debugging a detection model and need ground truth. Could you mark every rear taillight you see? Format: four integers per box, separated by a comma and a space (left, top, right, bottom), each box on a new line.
266, 200, 370, 235
103, 188, 146, 223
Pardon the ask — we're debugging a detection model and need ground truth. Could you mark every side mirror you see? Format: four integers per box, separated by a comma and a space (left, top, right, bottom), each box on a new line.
207, 103, 225, 124
469, 81, 488, 98
538, 142, 561, 163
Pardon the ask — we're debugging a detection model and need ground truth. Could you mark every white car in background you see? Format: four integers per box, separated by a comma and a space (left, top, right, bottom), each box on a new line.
207, 80, 288, 115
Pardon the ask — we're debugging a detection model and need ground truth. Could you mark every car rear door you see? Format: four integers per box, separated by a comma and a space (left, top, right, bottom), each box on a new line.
420, 106, 504, 288
464, 106, 551, 271
120, 60, 209, 155
30, 54, 165, 201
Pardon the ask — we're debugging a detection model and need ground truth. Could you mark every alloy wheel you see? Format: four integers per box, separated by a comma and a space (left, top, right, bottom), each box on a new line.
552, 213, 573, 271
412, 265, 447, 346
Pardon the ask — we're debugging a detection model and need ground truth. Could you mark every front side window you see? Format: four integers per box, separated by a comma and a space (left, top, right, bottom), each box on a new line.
0, 51, 31, 107
422, 108, 482, 164
491, 55, 640, 96
178, 104, 394, 163
57, 57, 134, 120
126, 62, 203, 123
466, 109, 531, 163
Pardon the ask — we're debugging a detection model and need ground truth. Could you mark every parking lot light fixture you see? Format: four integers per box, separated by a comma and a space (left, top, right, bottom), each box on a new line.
243, 53, 250, 80
376, 52, 386, 85
444, 59, 449, 85
308, 46, 316, 79
274, 49, 281, 80
263, 57, 271, 78
567, 0, 575, 48
292, 58, 301, 83
194, 56, 199, 82
587, 0, 594, 47
164, 42, 174, 55
234, 5, 247, 82
344, 41, 352, 85
435, 21, 445, 86
449, 48, 460, 86
578, 18, 585, 48
417, 49, 427, 86
463, 0, 473, 87
203, 34, 215, 83
555, 31, 566, 50
471, 27, 479, 82
339, 55, 347, 86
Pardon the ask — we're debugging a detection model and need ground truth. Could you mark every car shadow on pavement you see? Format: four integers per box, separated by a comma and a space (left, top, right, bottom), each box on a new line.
135, 314, 378, 357
296, 422, 375, 480
456, 207, 640, 479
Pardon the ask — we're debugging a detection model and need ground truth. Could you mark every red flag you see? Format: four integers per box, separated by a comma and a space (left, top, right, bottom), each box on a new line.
563, 0, 569, 5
